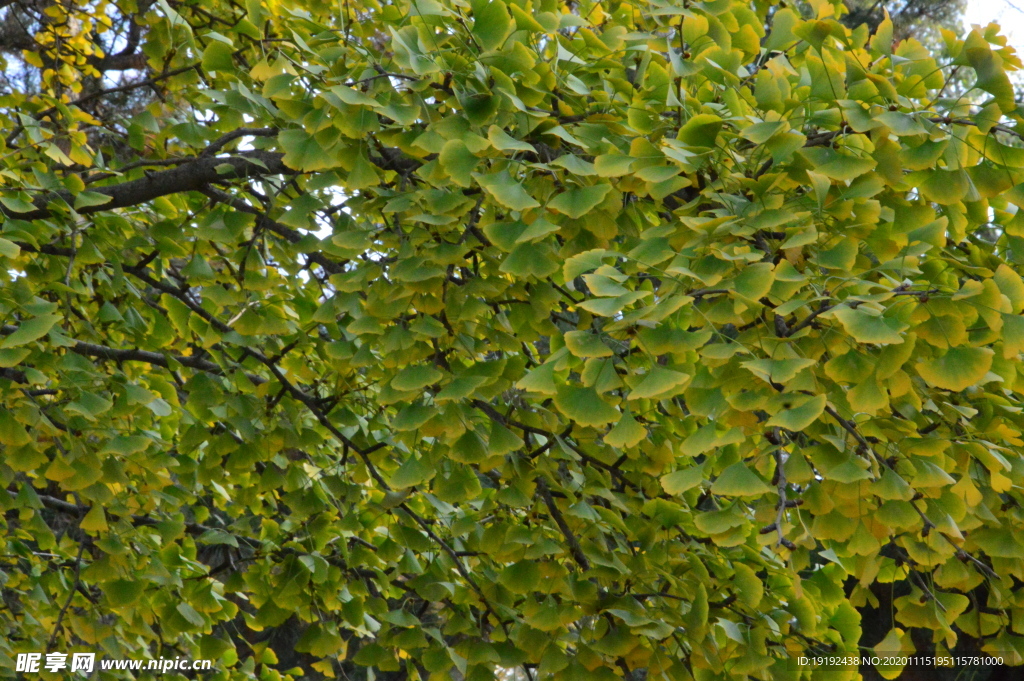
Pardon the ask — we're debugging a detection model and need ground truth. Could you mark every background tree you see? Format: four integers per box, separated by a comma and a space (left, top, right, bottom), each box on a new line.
841, 0, 968, 44
1, 0, 1024, 680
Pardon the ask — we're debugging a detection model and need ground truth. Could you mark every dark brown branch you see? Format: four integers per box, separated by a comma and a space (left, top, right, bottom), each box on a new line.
200, 186, 346, 275
2, 149, 289, 221
537, 478, 590, 571
200, 127, 279, 157
36, 494, 261, 548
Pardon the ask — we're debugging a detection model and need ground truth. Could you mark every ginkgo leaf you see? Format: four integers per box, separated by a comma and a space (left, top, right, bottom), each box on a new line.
547, 184, 612, 219
710, 463, 771, 497
563, 249, 616, 280
488, 125, 536, 152
832, 306, 906, 345
391, 365, 443, 391
660, 465, 706, 495
741, 358, 816, 384
390, 456, 435, 489
472, 0, 513, 50
604, 411, 646, 449
0, 314, 61, 348
916, 347, 994, 392
564, 330, 613, 358
438, 139, 478, 187
474, 170, 540, 211
10, 0, 1024, 670
80, 505, 108, 532
766, 394, 827, 431
554, 385, 619, 427
103, 579, 145, 607
516, 362, 559, 395
627, 366, 690, 400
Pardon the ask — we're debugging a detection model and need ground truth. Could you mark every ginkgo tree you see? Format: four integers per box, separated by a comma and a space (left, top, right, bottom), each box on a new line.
2, 0, 1024, 678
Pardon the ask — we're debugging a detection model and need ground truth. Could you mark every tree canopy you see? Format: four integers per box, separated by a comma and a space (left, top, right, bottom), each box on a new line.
2, 0, 1024, 679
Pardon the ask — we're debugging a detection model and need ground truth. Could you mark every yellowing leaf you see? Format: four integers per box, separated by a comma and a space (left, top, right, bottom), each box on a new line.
627, 366, 690, 400
564, 330, 613, 358
605, 411, 646, 449
80, 505, 108, 532
391, 365, 443, 391
916, 347, 994, 392
766, 394, 826, 431
741, 358, 816, 384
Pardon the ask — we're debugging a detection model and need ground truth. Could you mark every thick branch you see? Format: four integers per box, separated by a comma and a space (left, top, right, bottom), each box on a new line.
2, 149, 289, 221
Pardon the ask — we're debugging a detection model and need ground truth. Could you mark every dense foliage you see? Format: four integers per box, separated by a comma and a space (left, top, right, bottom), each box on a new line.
2, 0, 1024, 679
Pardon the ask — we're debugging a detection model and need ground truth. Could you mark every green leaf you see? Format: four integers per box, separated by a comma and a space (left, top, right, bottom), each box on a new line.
487, 125, 536, 152
0, 238, 20, 258
875, 112, 925, 136
176, 602, 206, 627
474, 170, 540, 211
966, 33, 1016, 111
661, 464, 706, 495
391, 456, 435, 489
500, 242, 559, 278
563, 248, 616, 280
201, 40, 235, 73
547, 184, 612, 219
627, 366, 690, 400
816, 238, 858, 270
439, 139, 479, 188
516, 215, 561, 242
499, 561, 540, 594
554, 385, 619, 427
604, 411, 646, 449
516, 362, 559, 395
741, 358, 816, 384
73, 191, 113, 209
0, 314, 61, 348
0, 195, 35, 213
0, 347, 30, 367
766, 394, 826, 431
814, 154, 876, 181
916, 347, 994, 392
472, 0, 513, 51
678, 114, 723, 147
279, 129, 337, 171
551, 155, 596, 176
295, 624, 346, 657
915, 168, 970, 205
594, 154, 635, 177
832, 306, 907, 345
391, 365, 443, 391
329, 85, 379, 107
564, 330, 613, 358
733, 262, 775, 300
103, 579, 145, 607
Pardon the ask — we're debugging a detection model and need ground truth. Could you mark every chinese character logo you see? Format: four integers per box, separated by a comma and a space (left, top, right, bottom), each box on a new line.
71, 653, 95, 673
16, 653, 41, 673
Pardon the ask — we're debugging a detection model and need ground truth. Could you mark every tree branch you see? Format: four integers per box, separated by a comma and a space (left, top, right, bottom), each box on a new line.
2, 149, 289, 221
